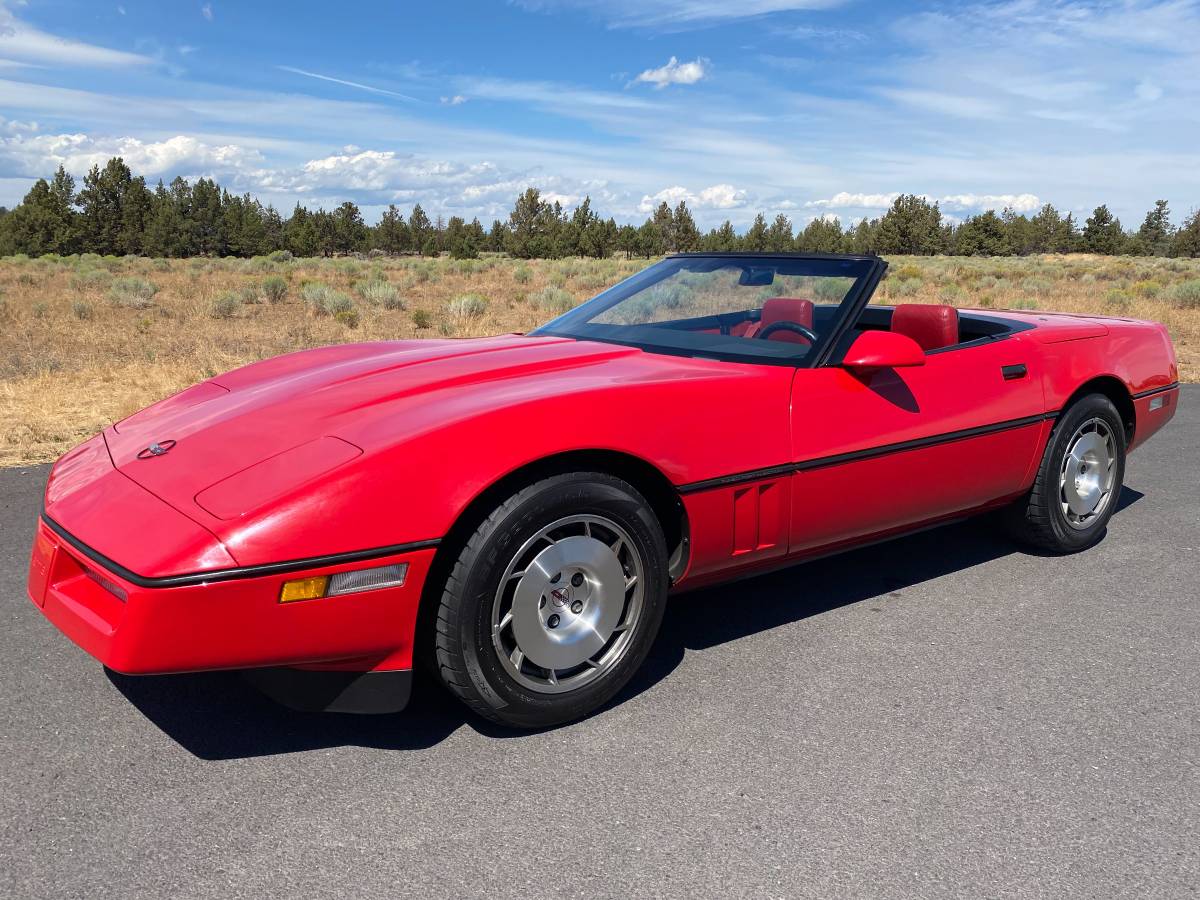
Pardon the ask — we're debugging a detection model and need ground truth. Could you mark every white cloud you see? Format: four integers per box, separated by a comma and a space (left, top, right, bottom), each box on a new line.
294, 148, 489, 194
0, 132, 265, 180
638, 183, 746, 212
887, 0, 1200, 135
879, 88, 1004, 121
200, 3, 213, 22
0, 3, 153, 67
805, 191, 1042, 214
515, 1, 845, 28
440, 94, 467, 105
633, 56, 708, 88
938, 193, 1042, 213
805, 191, 899, 209
0, 115, 37, 134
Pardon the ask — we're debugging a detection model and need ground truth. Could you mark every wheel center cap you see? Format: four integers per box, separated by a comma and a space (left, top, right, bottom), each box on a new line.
509, 535, 626, 670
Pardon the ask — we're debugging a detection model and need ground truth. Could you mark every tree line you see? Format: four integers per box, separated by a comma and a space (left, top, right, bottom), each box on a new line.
1, 156, 1198, 259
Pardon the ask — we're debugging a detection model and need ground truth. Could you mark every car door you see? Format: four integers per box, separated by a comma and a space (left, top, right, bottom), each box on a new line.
787, 334, 1047, 554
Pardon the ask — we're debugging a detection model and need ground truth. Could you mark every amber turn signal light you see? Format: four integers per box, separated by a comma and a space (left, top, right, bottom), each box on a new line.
279, 564, 407, 603
279, 576, 329, 603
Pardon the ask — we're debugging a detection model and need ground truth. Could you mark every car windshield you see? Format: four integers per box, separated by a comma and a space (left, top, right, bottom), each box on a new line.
531, 255, 876, 365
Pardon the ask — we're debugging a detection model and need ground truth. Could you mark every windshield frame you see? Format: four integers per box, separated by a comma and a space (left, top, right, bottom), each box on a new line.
530, 253, 888, 368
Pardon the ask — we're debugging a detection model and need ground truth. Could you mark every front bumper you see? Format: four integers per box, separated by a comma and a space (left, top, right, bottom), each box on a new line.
27, 516, 436, 679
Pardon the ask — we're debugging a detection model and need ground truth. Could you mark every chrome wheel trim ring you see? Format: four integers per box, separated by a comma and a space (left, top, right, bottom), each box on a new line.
1059, 416, 1117, 530
491, 514, 645, 695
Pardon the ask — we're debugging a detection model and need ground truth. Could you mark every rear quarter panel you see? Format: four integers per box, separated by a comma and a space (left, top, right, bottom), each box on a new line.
1035, 317, 1178, 451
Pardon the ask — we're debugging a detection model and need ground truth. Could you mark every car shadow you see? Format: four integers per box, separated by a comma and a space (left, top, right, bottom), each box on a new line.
109, 486, 1145, 760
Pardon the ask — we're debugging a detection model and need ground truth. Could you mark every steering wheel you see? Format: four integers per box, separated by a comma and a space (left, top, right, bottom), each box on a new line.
757, 320, 818, 343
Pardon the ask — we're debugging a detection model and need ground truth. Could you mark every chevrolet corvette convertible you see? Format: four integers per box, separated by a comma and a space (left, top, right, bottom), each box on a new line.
28, 253, 1179, 727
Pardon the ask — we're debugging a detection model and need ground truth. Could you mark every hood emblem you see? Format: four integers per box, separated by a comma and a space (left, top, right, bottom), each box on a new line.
137, 439, 177, 459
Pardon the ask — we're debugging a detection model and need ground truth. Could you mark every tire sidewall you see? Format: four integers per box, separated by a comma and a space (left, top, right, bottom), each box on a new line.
1042, 395, 1126, 551
454, 474, 668, 727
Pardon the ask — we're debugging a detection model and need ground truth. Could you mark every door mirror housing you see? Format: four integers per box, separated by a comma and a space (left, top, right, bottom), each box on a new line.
842, 330, 926, 371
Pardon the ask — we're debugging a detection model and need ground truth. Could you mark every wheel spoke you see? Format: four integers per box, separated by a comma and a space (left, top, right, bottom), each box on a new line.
490, 511, 646, 695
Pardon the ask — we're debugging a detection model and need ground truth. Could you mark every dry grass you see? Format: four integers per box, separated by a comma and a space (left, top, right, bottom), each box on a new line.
0, 252, 1196, 467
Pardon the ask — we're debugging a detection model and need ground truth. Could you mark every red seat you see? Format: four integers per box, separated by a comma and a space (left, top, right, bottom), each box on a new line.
744, 297, 814, 344
891, 304, 959, 351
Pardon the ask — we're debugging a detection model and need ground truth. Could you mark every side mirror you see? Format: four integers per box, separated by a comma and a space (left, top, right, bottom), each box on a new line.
842, 330, 926, 371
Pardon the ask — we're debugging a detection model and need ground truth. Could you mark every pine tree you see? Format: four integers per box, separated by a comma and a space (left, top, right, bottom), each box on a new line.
261, 204, 285, 253
743, 213, 768, 251
190, 178, 224, 256
672, 201, 700, 251
77, 158, 139, 254
1028, 204, 1076, 253
374, 204, 410, 254
1135, 200, 1173, 256
408, 204, 432, 253
1082, 205, 1125, 254
118, 175, 153, 255
797, 216, 843, 253
704, 220, 738, 251
46, 166, 79, 253
846, 217, 879, 254
1170, 208, 1200, 258
333, 201, 367, 253
446, 215, 480, 258
636, 221, 665, 257
649, 202, 674, 252
766, 214, 793, 252
954, 210, 1010, 256
1001, 207, 1034, 255
285, 204, 319, 257
6, 179, 57, 255
507, 188, 553, 259
487, 219, 508, 253
616, 224, 639, 258
144, 179, 187, 256
875, 194, 942, 255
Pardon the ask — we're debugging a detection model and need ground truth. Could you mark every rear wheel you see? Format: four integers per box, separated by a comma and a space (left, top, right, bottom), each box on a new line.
1004, 393, 1126, 553
433, 472, 668, 728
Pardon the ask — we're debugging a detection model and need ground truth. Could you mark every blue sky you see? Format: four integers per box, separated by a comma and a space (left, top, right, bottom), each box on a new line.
0, 0, 1197, 229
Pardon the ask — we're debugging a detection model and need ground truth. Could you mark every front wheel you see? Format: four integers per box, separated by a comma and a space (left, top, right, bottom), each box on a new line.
1004, 393, 1126, 553
433, 472, 668, 728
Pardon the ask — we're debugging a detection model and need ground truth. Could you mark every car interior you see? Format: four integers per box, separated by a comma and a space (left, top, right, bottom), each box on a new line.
691, 298, 1024, 358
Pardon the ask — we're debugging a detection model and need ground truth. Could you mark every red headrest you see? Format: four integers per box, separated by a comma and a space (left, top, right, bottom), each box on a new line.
891, 304, 959, 351
746, 297, 814, 344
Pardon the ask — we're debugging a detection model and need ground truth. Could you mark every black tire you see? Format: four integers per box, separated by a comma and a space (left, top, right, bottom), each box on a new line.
1004, 393, 1126, 553
433, 472, 669, 728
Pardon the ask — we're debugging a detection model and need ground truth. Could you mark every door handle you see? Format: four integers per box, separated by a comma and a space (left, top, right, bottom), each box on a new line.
1001, 364, 1027, 381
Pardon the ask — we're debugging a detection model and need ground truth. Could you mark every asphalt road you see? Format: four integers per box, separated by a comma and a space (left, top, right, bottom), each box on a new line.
1, 389, 1197, 900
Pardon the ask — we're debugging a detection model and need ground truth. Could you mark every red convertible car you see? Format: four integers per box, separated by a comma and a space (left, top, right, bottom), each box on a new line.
28, 254, 1179, 727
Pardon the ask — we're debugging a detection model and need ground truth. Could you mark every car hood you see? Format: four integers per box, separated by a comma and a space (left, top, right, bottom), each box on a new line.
103, 334, 643, 524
